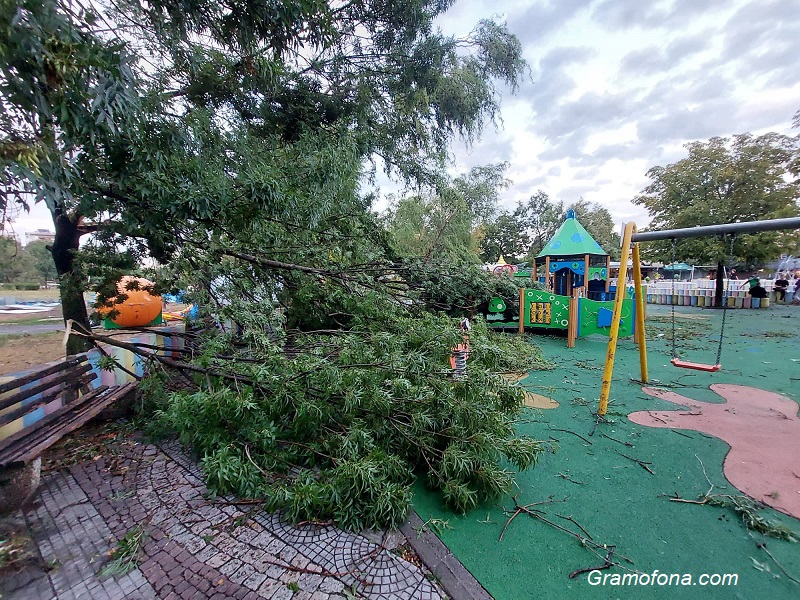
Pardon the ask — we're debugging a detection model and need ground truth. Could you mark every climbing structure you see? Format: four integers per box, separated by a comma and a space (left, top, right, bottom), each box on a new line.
534, 210, 610, 299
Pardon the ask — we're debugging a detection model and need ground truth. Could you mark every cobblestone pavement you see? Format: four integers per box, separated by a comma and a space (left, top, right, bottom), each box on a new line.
1, 436, 446, 600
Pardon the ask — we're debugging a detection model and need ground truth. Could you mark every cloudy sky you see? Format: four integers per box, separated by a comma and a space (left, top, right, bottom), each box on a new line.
9, 0, 800, 242
429, 0, 800, 229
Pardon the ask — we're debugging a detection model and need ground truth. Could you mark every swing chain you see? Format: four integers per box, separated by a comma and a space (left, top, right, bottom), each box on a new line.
670, 237, 677, 359
715, 234, 735, 365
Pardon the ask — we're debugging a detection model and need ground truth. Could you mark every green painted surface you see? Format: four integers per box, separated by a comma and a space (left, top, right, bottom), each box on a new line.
523, 289, 569, 329
588, 266, 608, 279
537, 212, 607, 258
412, 304, 800, 600
579, 297, 634, 337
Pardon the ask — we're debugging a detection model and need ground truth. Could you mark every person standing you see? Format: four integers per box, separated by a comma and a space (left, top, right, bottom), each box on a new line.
774, 273, 790, 303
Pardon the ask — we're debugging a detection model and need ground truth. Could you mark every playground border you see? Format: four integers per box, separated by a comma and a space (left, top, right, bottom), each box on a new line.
401, 512, 493, 600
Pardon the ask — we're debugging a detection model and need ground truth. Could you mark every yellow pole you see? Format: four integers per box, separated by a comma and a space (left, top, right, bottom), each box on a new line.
598, 222, 635, 416
518, 287, 525, 334
631, 236, 648, 383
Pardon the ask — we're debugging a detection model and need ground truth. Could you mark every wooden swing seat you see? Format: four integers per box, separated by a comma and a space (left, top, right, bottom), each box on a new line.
670, 358, 721, 372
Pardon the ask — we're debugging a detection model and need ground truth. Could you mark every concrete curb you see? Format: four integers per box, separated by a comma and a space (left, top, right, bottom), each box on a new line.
401, 511, 493, 600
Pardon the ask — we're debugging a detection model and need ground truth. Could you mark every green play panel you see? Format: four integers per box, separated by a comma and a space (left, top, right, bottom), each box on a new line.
412, 304, 800, 599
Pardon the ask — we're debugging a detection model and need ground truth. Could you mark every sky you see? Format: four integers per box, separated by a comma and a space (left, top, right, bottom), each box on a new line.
8, 0, 800, 242
388, 0, 800, 230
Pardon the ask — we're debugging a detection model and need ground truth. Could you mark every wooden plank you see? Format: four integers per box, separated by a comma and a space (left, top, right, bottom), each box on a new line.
0, 374, 96, 428
0, 386, 109, 464
11, 384, 136, 467
0, 382, 136, 467
0, 356, 85, 395
0, 363, 93, 412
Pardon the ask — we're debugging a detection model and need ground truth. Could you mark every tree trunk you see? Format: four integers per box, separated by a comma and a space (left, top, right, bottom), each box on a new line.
51, 211, 92, 355
714, 261, 724, 308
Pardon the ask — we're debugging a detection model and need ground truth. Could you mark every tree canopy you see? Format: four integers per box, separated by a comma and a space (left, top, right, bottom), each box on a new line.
633, 134, 800, 267
480, 192, 621, 264
0, 0, 549, 530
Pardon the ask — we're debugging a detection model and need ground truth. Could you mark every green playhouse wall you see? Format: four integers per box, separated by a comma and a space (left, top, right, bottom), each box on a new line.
485, 289, 636, 338
577, 297, 634, 337
522, 289, 569, 329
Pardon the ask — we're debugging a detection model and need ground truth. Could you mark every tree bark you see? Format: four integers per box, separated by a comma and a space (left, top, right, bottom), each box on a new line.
51, 210, 93, 355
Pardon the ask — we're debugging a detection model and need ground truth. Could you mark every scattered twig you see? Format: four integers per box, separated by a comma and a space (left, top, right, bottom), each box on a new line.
569, 547, 614, 579
749, 531, 800, 585
671, 430, 693, 439
615, 450, 655, 475
646, 411, 668, 424
600, 432, 633, 447
498, 495, 567, 542
555, 513, 593, 540
557, 472, 587, 485
548, 427, 592, 445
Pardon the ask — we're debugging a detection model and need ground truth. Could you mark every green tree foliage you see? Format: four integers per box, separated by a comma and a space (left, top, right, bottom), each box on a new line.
0, 1, 547, 530
0, 0, 138, 351
481, 193, 621, 263
0, 235, 33, 283
570, 199, 621, 261
23, 240, 55, 287
385, 163, 509, 261
633, 134, 800, 266
1, 0, 547, 531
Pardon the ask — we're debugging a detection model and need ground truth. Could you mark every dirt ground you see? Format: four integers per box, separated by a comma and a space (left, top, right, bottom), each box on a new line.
0, 331, 66, 375
0, 305, 65, 374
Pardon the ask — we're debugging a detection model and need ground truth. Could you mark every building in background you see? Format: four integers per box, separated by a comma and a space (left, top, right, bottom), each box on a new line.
25, 229, 55, 245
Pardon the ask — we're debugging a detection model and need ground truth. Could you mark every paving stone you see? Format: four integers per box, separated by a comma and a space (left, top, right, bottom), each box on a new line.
4, 435, 449, 600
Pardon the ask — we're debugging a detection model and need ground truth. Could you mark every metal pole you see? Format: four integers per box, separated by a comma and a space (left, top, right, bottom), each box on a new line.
630, 217, 800, 243
598, 222, 635, 416
631, 238, 648, 383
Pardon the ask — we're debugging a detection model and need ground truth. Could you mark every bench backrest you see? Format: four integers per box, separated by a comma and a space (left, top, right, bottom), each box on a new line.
0, 355, 96, 433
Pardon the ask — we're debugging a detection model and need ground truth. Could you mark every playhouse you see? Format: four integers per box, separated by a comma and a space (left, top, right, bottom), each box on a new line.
482, 211, 639, 346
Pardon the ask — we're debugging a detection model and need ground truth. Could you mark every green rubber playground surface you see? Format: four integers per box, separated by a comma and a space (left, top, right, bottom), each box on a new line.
412, 304, 800, 599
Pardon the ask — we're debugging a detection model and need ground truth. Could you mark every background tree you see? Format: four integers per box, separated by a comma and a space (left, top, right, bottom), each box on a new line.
23, 240, 56, 288
569, 199, 622, 261
385, 163, 509, 261
633, 134, 800, 267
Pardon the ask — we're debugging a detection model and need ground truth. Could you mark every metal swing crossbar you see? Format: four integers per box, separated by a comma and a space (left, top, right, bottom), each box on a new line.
593, 218, 800, 417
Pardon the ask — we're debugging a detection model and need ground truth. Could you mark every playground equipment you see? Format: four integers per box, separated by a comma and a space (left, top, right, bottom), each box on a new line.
598, 216, 800, 416
481, 211, 641, 346
533, 209, 610, 299
97, 276, 163, 328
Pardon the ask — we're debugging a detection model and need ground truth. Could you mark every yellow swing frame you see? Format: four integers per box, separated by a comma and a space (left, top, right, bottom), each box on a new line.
597, 222, 648, 416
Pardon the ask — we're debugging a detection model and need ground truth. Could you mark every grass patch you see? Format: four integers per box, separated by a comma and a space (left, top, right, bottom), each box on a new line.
0, 331, 63, 346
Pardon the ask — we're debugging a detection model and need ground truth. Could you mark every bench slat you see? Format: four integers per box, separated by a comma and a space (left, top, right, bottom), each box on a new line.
0, 373, 96, 428
0, 355, 86, 395
11, 384, 137, 466
0, 363, 93, 412
0, 386, 110, 464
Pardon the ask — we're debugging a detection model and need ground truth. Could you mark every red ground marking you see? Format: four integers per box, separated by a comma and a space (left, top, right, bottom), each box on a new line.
628, 384, 800, 520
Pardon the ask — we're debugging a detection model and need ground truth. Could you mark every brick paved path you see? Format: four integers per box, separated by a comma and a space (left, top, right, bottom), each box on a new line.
1, 437, 445, 600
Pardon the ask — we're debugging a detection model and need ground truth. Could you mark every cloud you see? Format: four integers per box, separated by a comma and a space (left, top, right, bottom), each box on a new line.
619, 31, 710, 77
534, 90, 633, 140
507, 0, 593, 46
593, 0, 730, 30
452, 131, 516, 168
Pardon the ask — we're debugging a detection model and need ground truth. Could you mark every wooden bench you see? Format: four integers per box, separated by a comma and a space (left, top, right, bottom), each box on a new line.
0, 354, 136, 471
